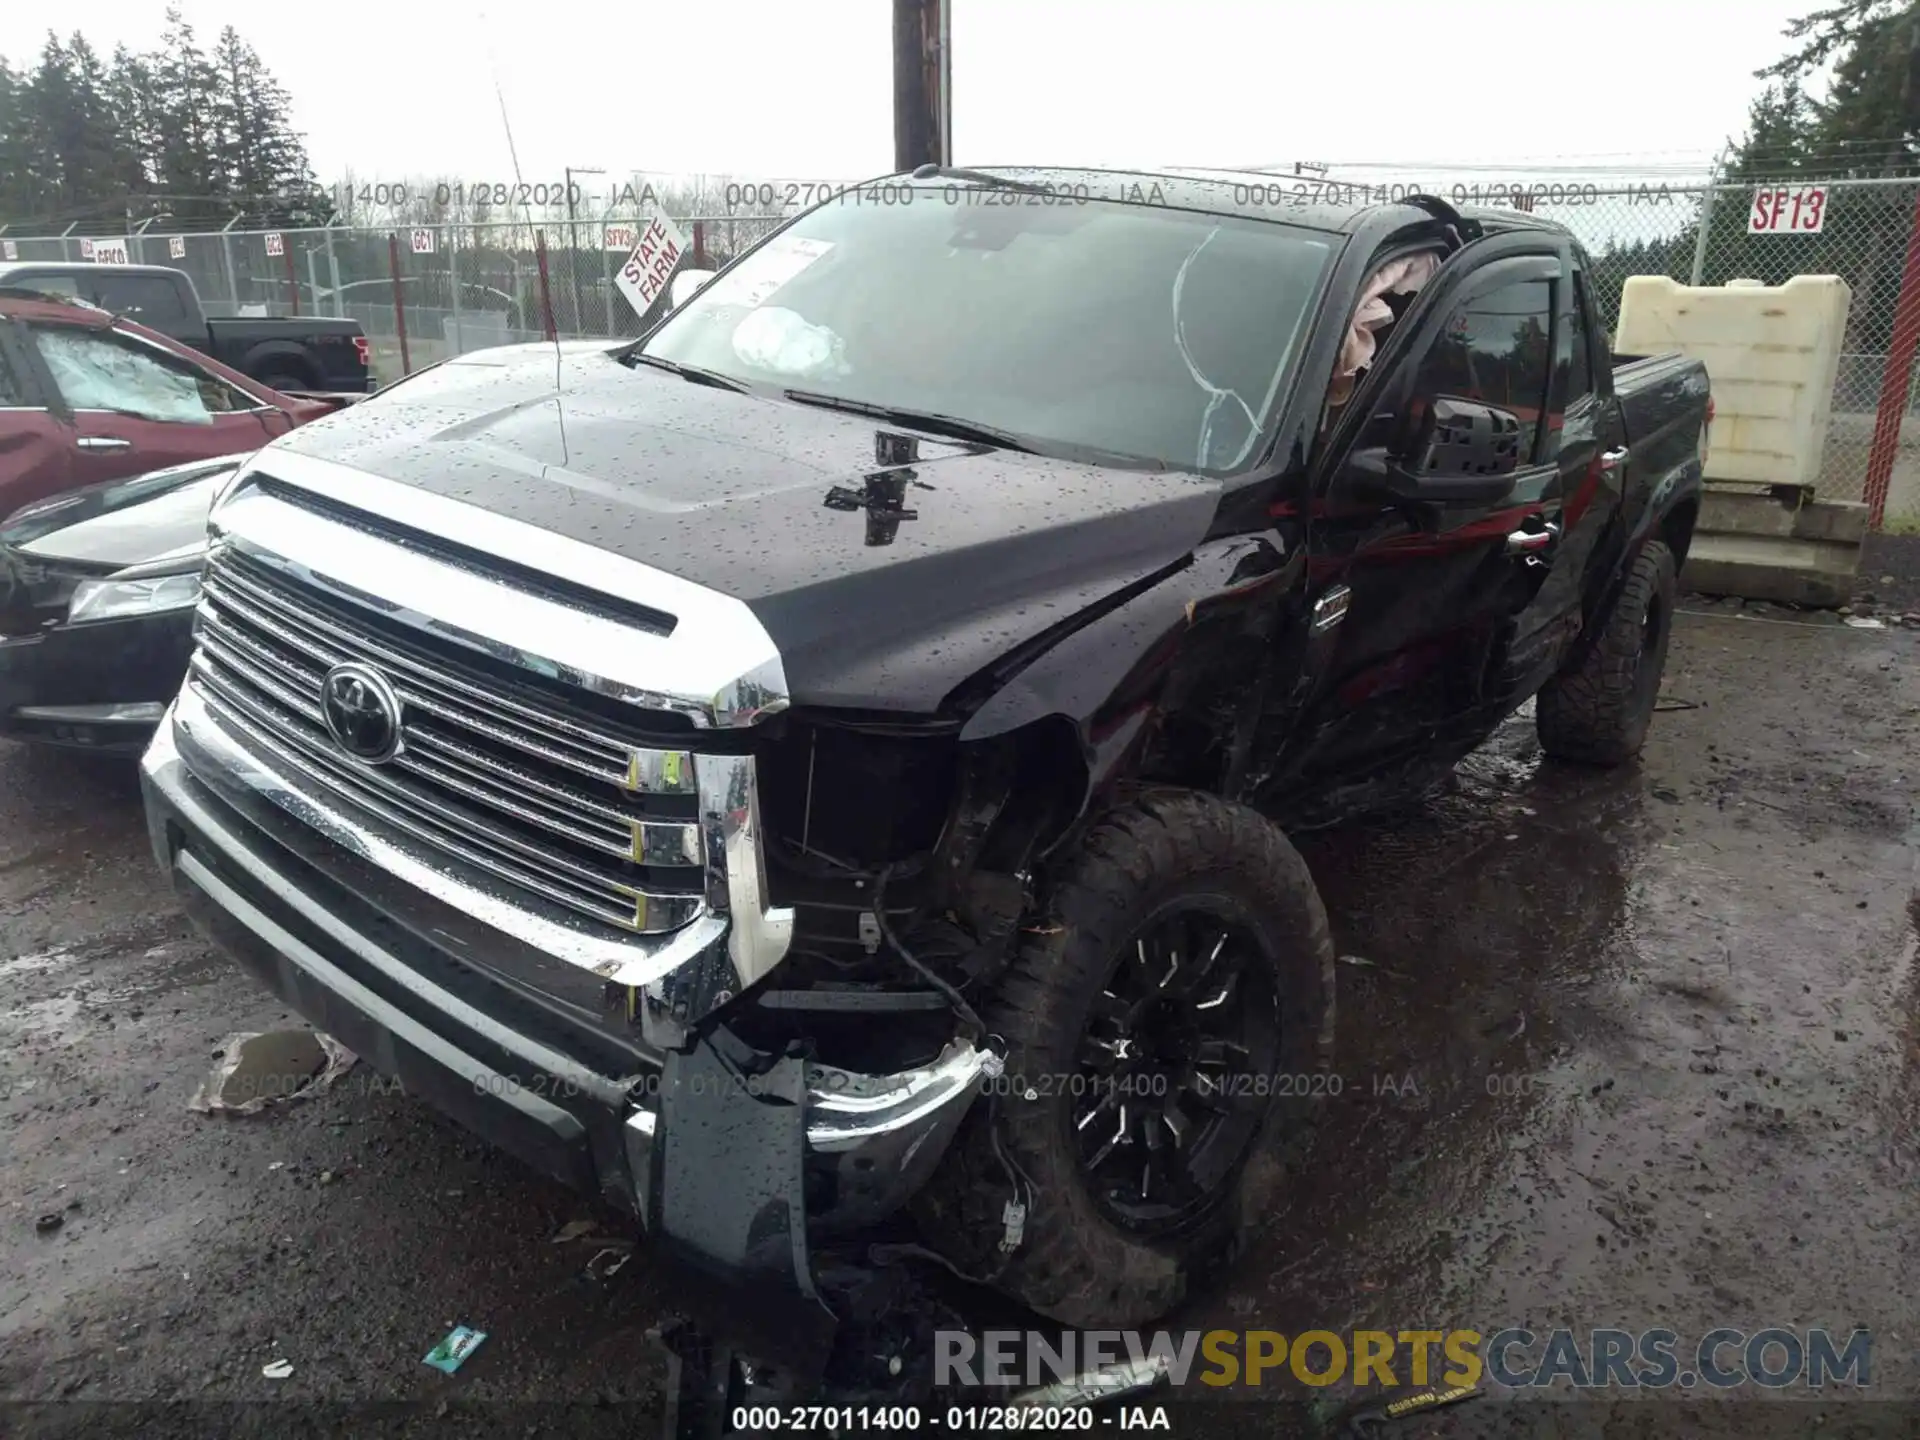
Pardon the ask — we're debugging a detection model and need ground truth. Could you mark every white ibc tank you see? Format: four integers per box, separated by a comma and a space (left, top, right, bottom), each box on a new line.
1614, 274, 1852, 489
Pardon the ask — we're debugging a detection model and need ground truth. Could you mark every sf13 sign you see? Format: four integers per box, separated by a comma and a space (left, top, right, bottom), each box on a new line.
90, 239, 131, 265
410, 229, 435, 254
168, 235, 187, 259
264, 232, 285, 257
603, 224, 637, 251
1749, 185, 1827, 235
614, 214, 690, 317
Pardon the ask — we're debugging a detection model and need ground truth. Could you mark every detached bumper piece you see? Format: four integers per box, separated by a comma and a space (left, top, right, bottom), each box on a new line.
141, 711, 992, 1379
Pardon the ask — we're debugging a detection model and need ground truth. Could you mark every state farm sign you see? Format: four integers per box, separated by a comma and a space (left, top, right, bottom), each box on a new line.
614, 214, 689, 317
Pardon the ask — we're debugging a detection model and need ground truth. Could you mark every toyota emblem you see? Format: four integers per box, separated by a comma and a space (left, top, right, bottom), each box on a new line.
320, 662, 404, 763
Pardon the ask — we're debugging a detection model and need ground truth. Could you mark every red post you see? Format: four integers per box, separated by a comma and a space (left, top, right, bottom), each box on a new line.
1862, 186, 1920, 528
691, 219, 709, 270
387, 232, 412, 376
282, 241, 300, 316
533, 232, 558, 342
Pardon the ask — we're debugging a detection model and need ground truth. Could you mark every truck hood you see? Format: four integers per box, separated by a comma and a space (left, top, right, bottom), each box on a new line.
266, 344, 1223, 713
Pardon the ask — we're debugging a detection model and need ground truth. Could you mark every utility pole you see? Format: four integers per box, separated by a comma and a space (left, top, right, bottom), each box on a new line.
892, 0, 950, 172
565, 165, 605, 337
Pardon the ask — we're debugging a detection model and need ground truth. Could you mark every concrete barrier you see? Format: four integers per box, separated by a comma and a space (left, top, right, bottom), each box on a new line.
1681, 483, 1868, 607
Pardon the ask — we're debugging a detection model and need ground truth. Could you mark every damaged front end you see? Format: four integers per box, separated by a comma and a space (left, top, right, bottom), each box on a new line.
138, 452, 1076, 1394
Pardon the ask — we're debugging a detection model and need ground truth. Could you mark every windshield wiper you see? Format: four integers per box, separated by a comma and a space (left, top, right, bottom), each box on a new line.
782, 389, 1166, 470
907, 164, 1061, 197
781, 390, 1040, 454
621, 351, 750, 392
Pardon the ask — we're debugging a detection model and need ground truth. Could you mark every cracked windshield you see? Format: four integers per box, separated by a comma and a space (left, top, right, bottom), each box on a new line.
641, 189, 1331, 472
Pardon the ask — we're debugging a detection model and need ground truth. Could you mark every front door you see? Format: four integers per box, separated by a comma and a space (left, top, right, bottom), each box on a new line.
24, 322, 280, 492
1288, 235, 1587, 782
0, 319, 73, 519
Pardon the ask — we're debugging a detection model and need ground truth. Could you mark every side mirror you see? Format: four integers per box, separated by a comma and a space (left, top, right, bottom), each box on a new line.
669, 268, 716, 310
1347, 397, 1524, 505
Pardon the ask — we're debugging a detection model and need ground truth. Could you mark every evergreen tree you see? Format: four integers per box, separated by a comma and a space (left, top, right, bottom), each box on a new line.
1582, 6, 1920, 340
208, 26, 331, 227
149, 8, 228, 226
0, 58, 41, 222
103, 46, 159, 204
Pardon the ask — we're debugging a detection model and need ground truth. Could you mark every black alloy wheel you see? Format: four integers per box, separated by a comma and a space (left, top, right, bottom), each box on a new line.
1073, 902, 1280, 1235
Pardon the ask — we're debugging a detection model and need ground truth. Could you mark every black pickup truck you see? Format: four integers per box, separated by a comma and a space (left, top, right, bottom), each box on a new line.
0, 262, 371, 394
137, 170, 1707, 1406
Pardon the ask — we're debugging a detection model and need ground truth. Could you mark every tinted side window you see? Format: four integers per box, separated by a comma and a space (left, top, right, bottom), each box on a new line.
93, 274, 190, 328
1412, 279, 1553, 456
13, 272, 81, 299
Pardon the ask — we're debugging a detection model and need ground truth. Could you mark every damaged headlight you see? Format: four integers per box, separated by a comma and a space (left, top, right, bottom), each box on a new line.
68, 568, 203, 624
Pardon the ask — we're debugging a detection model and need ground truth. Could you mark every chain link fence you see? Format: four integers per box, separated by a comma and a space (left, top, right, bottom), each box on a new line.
1284, 169, 1920, 517
6, 170, 1920, 522
0, 208, 789, 385
1512, 175, 1913, 512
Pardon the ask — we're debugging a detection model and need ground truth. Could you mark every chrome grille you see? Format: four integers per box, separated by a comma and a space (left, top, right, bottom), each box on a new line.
189, 549, 707, 934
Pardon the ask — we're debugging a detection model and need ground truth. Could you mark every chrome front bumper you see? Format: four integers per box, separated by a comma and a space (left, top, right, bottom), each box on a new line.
142, 703, 992, 1233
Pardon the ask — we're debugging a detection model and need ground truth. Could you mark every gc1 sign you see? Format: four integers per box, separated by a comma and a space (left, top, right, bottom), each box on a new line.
614, 214, 690, 317
1748, 185, 1827, 235
410, 228, 435, 254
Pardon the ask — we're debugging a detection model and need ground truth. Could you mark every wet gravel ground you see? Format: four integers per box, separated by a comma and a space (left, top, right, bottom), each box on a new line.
1, 606, 1916, 1439
1857, 532, 1920, 619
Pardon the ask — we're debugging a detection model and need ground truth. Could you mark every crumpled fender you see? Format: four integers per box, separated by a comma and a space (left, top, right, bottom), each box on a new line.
955, 528, 1302, 816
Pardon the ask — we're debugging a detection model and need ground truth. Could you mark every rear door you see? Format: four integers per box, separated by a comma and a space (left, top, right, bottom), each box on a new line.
1490, 256, 1629, 701
0, 318, 73, 519
23, 321, 280, 490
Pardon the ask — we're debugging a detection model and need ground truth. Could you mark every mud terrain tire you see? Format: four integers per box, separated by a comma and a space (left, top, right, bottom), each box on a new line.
916, 790, 1335, 1329
1536, 538, 1678, 766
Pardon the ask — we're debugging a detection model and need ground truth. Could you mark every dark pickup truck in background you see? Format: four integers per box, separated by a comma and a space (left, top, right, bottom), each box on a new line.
136, 171, 1708, 1413
0, 262, 371, 395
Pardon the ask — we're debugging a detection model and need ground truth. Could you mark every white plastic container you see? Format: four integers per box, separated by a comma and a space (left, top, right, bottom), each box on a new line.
1614, 274, 1852, 489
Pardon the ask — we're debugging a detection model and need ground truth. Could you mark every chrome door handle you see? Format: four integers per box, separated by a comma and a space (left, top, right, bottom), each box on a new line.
76, 436, 132, 451
1599, 445, 1629, 471
1506, 521, 1560, 555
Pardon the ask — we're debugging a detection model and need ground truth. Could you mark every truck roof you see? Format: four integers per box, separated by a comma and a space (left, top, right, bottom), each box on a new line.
0, 261, 189, 282
909, 165, 1575, 242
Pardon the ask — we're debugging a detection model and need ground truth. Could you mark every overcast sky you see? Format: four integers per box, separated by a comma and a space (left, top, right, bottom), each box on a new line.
2, 0, 1815, 188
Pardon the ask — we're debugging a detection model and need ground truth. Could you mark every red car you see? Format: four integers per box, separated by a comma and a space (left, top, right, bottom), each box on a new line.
0, 290, 349, 521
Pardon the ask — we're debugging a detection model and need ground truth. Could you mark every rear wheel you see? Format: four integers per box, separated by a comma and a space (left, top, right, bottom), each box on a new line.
916, 790, 1334, 1328
255, 369, 309, 395
1536, 539, 1677, 766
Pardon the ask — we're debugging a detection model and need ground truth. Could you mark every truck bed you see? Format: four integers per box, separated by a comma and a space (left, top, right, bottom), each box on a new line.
1612, 350, 1710, 456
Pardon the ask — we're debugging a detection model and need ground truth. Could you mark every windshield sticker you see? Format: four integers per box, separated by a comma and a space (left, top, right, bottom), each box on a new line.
703, 236, 836, 310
